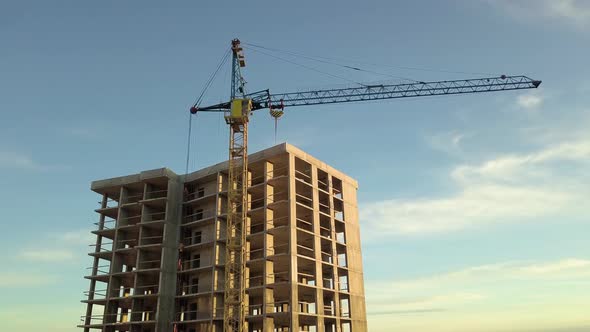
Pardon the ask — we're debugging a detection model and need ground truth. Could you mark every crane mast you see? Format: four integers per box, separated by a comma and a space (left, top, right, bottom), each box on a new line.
189, 39, 541, 332
223, 39, 249, 332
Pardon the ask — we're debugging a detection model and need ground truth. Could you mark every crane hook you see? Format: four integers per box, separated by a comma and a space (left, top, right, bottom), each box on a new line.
269, 99, 284, 143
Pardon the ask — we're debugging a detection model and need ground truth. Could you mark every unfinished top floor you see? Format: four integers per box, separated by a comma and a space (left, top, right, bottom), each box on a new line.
91, 143, 358, 207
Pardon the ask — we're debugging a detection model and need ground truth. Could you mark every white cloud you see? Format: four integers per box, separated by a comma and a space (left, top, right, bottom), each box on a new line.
365, 258, 590, 331
361, 136, 590, 236
363, 185, 575, 234
517, 94, 543, 111
372, 258, 590, 293
451, 139, 590, 183
490, 0, 590, 29
517, 109, 590, 147
543, 0, 590, 26
18, 249, 75, 262
366, 258, 590, 312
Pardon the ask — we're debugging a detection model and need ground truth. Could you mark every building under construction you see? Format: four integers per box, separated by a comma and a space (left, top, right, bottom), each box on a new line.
80, 143, 368, 332
77, 35, 542, 332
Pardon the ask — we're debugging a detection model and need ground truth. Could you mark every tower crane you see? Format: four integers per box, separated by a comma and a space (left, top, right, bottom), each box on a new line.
188, 38, 541, 332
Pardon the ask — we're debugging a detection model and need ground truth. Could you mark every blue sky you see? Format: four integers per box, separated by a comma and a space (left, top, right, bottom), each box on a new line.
1, 1, 589, 331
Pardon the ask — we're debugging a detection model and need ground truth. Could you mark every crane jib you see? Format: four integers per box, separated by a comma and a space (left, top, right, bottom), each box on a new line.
193, 75, 540, 112
266, 76, 541, 107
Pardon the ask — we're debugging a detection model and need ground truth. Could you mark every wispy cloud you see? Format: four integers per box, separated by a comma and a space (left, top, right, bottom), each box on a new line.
49, 229, 95, 246
60, 125, 105, 140
367, 290, 485, 315
0, 273, 57, 287
14, 229, 95, 264
489, 0, 590, 29
361, 135, 590, 236
516, 93, 543, 111
0, 151, 44, 170
426, 130, 468, 156
18, 249, 75, 262
0, 151, 68, 172
521, 258, 590, 275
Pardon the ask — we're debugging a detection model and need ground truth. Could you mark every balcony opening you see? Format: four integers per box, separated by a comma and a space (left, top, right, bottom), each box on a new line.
295, 180, 313, 209
339, 273, 349, 292
333, 198, 344, 221
296, 204, 313, 232
189, 302, 197, 320
248, 295, 263, 316
340, 296, 350, 318
123, 186, 143, 205
320, 239, 333, 264
192, 230, 202, 245
331, 177, 343, 200
145, 182, 168, 200
296, 230, 315, 259
117, 285, 133, 298
335, 222, 346, 244
317, 169, 329, 192
195, 209, 203, 220
295, 158, 312, 184
319, 215, 331, 239
249, 162, 265, 186
191, 253, 200, 269
322, 265, 334, 290
341, 322, 351, 332
297, 256, 316, 286
323, 295, 336, 316
297, 287, 317, 315
190, 277, 199, 294
250, 220, 264, 234
250, 190, 265, 210
248, 265, 264, 287
324, 319, 337, 332
337, 252, 347, 268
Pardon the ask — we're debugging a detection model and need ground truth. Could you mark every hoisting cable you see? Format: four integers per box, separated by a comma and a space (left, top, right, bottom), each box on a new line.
185, 48, 231, 175
243, 41, 496, 77
274, 116, 278, 144
191, 48, 232, 107
246, 46, 368, 87
184, 112, 194, 175
244, 42, 419, 83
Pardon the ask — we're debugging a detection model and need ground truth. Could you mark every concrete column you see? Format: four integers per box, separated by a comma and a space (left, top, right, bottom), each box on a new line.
288, 153, 299, 332
328, 178, 342, 332
103, 186, 126, 327
84, 193, 108, 332
341, 181, 367, 332
311, 165, 325, 332
155, 174, 183, 332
